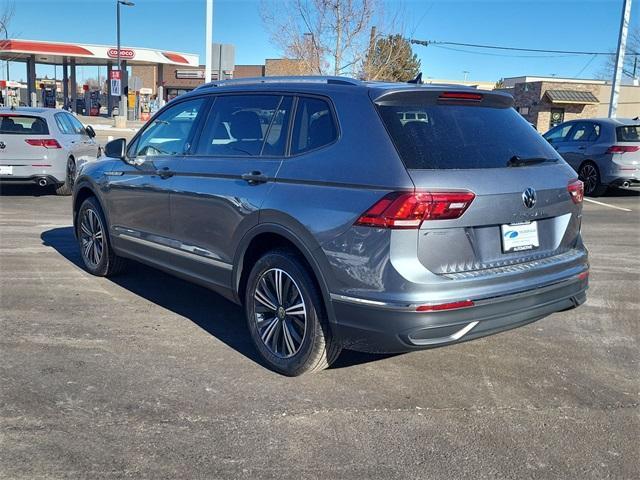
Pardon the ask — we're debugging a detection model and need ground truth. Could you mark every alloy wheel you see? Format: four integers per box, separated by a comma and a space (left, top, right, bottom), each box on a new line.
253, 268, 307, 358
79, 208, 104, 268
579, 164, 598, 195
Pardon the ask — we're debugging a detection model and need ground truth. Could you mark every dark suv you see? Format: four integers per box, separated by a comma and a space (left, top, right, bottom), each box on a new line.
73, 77, 589, 376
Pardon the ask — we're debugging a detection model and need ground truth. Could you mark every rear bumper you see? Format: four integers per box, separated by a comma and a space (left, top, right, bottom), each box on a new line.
0, 174, 61, 185
330, 271, 588, 353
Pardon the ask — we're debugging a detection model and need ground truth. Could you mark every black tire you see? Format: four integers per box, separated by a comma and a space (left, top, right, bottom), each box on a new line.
245, 250, 341, 376
579, 162, 608, 197
77, 197, 126, 277
55, 157, 76, 196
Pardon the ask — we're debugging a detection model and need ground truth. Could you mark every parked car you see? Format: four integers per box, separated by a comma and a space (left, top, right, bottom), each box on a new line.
543, 118, 640, 196
0, 107, 99, 195
72, 77, 589, 376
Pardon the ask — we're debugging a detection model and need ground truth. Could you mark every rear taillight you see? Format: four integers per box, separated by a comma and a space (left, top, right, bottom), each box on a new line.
606, 145, 640, 154
355, 191, 475, 229
568, 179, 584, 204
25, 139, 61, 149
439, 92, 483, 102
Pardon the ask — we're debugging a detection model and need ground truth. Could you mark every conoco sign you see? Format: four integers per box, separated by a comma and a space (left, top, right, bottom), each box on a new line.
107, 48, 135, 59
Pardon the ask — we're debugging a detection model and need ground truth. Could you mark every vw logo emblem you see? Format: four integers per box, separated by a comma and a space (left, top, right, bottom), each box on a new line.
522, 188, 537, 209
0, 141, 5, 150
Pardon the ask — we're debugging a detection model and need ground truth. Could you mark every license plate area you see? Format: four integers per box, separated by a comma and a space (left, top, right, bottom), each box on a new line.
0, 166, 13, 175
501, 221, 539, 253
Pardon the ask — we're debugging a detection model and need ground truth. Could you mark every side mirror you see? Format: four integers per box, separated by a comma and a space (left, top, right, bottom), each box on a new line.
104, 138, 127, 160
85, 125, 96, 138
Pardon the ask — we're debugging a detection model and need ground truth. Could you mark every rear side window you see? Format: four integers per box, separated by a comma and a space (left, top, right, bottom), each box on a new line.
569, 122, 600, 142
616, 125, 640, 142
196, 95, 292, 157
291, 97, 337, 155
377, 104, 559, 169
0, 115, 49, 135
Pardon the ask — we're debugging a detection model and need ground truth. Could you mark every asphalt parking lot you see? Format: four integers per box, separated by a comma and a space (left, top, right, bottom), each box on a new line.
0, 185, 638, 479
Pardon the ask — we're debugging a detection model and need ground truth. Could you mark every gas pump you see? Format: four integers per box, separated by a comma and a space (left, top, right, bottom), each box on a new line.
0, 80, 21, 108
40, 81, 56, 108
89, 89, 101, 116
139, 87, 152, 121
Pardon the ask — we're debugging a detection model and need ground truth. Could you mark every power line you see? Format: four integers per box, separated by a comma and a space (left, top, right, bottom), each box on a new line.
432, 44, 577, 59
410, 39, 635, 56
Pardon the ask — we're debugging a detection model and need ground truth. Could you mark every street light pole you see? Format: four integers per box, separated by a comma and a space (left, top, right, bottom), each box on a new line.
116, 0, 134, 120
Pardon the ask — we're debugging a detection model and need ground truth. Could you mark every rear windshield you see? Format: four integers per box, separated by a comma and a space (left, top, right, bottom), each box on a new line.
0, 115, 49, 135
616, 125, 640, 142
376, 104, 559, 169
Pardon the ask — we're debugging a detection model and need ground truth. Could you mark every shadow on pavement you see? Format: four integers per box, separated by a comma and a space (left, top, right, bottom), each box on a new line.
605, 186, 640, 197
41, 226, 394, 371
0, 184, 56, 196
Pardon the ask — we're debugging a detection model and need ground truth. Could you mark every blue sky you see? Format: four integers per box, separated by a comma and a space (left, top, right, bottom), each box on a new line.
3, 0, 637, 82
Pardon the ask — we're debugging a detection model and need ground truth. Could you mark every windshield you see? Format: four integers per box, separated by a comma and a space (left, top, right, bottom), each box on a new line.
616, 125, 640, 142
376, 104, 560, 169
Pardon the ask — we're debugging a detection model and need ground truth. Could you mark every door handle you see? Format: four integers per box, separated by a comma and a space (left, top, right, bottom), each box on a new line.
157, 166, 174, 179
578, 146, 586, 150
241, 171, 268, 185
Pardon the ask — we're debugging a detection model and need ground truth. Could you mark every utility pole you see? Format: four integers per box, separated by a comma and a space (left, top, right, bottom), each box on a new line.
205, 0, 213, 83
609, 0, 632, 118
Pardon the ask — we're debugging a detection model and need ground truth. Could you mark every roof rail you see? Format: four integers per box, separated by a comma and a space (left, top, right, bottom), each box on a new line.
195, 75, 362, 90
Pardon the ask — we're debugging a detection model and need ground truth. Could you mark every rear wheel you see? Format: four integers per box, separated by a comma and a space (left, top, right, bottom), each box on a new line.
55, 157, 76, 196
245, 250, 341, 376
579, 162, 607, 197
77, 197, 126, 277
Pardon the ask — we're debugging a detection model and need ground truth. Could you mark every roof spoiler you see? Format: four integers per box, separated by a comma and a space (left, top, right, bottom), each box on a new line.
372, 88, 514, 108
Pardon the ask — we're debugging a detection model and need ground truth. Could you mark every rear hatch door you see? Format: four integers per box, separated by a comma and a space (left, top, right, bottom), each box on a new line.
0, 114, 54, 167
374, 89, 581, 274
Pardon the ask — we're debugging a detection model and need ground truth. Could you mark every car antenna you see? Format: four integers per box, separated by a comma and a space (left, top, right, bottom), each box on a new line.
407, 73, 423, 84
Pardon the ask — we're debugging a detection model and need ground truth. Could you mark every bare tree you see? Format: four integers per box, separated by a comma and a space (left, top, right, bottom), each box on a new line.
261, 0, 381, 77
598, 27, 640, 80
0, 0, 15, 39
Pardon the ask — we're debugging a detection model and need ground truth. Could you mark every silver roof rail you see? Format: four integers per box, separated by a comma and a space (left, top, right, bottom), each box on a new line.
195, 76, 362, 90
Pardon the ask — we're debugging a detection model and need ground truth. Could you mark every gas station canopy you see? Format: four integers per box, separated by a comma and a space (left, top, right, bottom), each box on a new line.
0, 39, 199, 67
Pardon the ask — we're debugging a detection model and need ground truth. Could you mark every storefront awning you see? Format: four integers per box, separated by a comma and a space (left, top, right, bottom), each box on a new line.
544, 89, 599, 105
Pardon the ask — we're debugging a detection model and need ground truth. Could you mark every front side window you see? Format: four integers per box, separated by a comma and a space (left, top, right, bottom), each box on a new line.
196, 95, 292, 157
0, 115, 49, 135
291, 97, 337, 155
544, 123, 573, 143
132, 98, 205, 157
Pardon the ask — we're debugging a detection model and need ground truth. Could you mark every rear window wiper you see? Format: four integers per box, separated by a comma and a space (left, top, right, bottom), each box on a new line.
506, 155, 557, 167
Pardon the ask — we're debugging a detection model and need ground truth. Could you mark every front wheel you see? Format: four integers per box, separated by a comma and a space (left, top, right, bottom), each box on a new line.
245, 250, 341, 376
579, 162, 607, 197
77, 197, 126, 277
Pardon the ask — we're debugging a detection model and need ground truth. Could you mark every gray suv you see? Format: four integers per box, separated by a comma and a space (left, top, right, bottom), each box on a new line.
73, 77, 589, 376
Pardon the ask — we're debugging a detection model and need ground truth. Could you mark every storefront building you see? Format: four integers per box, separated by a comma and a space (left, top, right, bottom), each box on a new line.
502, 76, 640, 132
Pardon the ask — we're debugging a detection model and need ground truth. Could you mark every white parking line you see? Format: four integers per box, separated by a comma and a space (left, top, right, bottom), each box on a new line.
583, 198, 633, 212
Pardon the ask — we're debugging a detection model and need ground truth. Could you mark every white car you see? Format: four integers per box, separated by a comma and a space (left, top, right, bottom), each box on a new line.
0, 107, 99, 195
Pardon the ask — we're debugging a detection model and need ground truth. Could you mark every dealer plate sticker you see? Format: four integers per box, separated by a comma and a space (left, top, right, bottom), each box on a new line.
501, 221, 539, 253
0, 166, 13, 175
